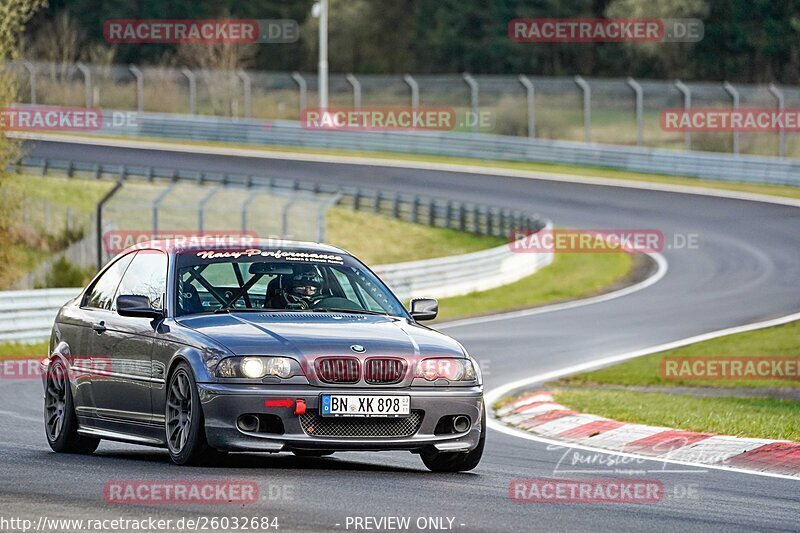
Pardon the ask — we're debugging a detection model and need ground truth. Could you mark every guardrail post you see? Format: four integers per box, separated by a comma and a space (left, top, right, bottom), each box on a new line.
486, 208, 495, 236
291, 72, 307, 114
768, 83, 786, 158
411, 196, 420, 223
237, 69, 252, 118
198, 186, 220, 232
458, 203, 466, 232
462, 73, 479, 133
346, 73, 362, 110
723, 81, 740, 155
675, 80, 692, 151
471, 205, 479, 233
574, 75, 591, 143
76, 62, 92, 108
181, 67, 197, 115
96, 179, 125, 269
353, 188, 362, 210
391, 193, 400, 219
22, 61, 36, 104
152, 183, 176, 235
626, 77, 644, 147
427, 198, 436, 226
129, 65, 144, 112
403, 74, 419, 110
445, 201, 453, 229
373, 191, 381, 213
518, 74, 535, 139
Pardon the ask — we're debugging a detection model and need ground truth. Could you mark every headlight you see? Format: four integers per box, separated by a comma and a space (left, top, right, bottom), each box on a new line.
415, 358, 477, 382
216, 357, 302, 379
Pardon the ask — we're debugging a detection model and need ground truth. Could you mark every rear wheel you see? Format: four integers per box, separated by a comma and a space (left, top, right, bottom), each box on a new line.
166, 363, 225, 465
421, 407, 486, 472
44, 359, 100, 454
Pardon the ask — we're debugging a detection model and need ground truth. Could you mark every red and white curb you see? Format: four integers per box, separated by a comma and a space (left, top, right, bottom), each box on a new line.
495, 392, 800, 478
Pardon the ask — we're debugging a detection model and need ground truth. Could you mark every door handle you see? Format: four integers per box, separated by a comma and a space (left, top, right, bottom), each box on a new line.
92, 321, 106, 333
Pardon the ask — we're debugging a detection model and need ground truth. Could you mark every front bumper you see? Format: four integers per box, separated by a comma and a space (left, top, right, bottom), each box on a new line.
199, 383, 484, 453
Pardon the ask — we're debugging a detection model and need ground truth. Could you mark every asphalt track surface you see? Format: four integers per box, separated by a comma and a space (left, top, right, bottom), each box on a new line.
2, 140, 799, 532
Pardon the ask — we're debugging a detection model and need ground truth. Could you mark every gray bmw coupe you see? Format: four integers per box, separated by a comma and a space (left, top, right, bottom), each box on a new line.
42, 239, 485, 472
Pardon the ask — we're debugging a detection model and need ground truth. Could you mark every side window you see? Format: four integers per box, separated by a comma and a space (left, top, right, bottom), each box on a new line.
84, 253, 135, 310
331, 269, 359, 302
116, 251, 169, 310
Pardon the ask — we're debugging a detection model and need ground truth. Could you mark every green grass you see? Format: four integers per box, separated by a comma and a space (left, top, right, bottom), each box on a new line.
53, 133, 800, 201
557, 320, 800, 389
7, 173, 114, 215
435, 251, 632, 322
553, 389, 800, 442
0, 341, 48, 359
325, 208, 503, 265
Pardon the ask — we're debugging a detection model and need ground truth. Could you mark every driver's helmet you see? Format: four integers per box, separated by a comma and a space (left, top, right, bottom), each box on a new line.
284, 269, 324, 306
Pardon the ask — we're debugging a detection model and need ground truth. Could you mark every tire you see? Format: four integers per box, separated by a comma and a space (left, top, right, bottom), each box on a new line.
421, 407, 486, 473
44, 359, 100, 454
292, 450, 335, 457
165, 362, 224, 465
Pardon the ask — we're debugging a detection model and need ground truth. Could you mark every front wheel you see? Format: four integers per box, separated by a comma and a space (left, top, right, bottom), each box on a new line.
421, 408, 486, 472
165, 362, 224, 465
44, 359, 100, 454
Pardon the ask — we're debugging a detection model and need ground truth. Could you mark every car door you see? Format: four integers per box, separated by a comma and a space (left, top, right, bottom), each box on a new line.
88, 249, 168, 425
74, 252, 135, 417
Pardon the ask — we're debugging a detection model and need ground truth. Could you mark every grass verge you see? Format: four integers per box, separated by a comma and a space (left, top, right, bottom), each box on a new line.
435, 251, 634, 322
550, 321, 800, 441
553, 389, 800, 442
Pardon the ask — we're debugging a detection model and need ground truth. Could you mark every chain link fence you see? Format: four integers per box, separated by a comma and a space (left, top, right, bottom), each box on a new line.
9, 61, 800, 158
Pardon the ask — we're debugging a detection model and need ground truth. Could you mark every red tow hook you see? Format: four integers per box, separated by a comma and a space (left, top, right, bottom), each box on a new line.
294, 399, 307, 416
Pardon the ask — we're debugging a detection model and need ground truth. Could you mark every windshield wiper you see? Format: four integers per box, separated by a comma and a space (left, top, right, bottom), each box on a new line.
214, 306, 269, 314
310, 307, 389, 316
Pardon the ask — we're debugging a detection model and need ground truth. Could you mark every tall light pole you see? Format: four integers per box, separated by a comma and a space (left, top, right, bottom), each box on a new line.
314, 0, 329, 110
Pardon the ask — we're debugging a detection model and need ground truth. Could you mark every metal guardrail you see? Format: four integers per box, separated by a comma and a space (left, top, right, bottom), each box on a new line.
0, 230, 552, 344
64, 112, 800, 185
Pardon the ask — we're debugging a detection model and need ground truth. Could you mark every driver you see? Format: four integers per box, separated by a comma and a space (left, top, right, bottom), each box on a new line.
283, 269, 324, 309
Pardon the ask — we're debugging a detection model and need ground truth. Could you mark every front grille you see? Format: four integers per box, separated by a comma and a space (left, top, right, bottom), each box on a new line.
364, 358, 406, 384
300, 410, 423, 438
316, 357, 360, 384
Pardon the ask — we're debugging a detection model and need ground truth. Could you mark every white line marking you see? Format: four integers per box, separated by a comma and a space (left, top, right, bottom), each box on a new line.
486, 311, 800, 481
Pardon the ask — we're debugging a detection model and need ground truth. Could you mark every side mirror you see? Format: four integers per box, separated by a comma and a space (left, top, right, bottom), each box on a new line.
410, 298, 438, 321
117, 295, 163, 319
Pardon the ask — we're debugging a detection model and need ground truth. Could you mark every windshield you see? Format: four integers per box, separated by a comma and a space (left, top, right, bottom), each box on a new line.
174, 248, 408, 318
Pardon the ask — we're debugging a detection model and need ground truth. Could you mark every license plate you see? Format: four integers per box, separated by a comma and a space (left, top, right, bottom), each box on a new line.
320, 394, 410, 417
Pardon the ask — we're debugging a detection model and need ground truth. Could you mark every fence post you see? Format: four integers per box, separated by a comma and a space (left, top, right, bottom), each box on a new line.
22, 61, 36, 104
96, 180, 124, 269
76, 62, 92, 108
291, 72, 307, 115
281, 198, 298, 237
462, 73, 479, 133
722, 81, 740, 155
411, 196, 420, 223
518, 74, 535, 138
675, 80, 692, 151
574, 75, 591, 143
316, 193, 342, 242
237, 69, 252, 119
241, 191, 260, 232
197, 186, 220, 232
626, 77, 644, 147
391, 193, 400, 219
181, 67, 197, 115
152, 183, 176, 235
403, 74, 419, 110
346, 73, 361, 110
129, 65, 144, 112
768, 83, 786, 158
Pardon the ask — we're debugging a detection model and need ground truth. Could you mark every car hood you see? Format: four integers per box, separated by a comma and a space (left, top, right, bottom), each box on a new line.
175, 312, 466, 359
